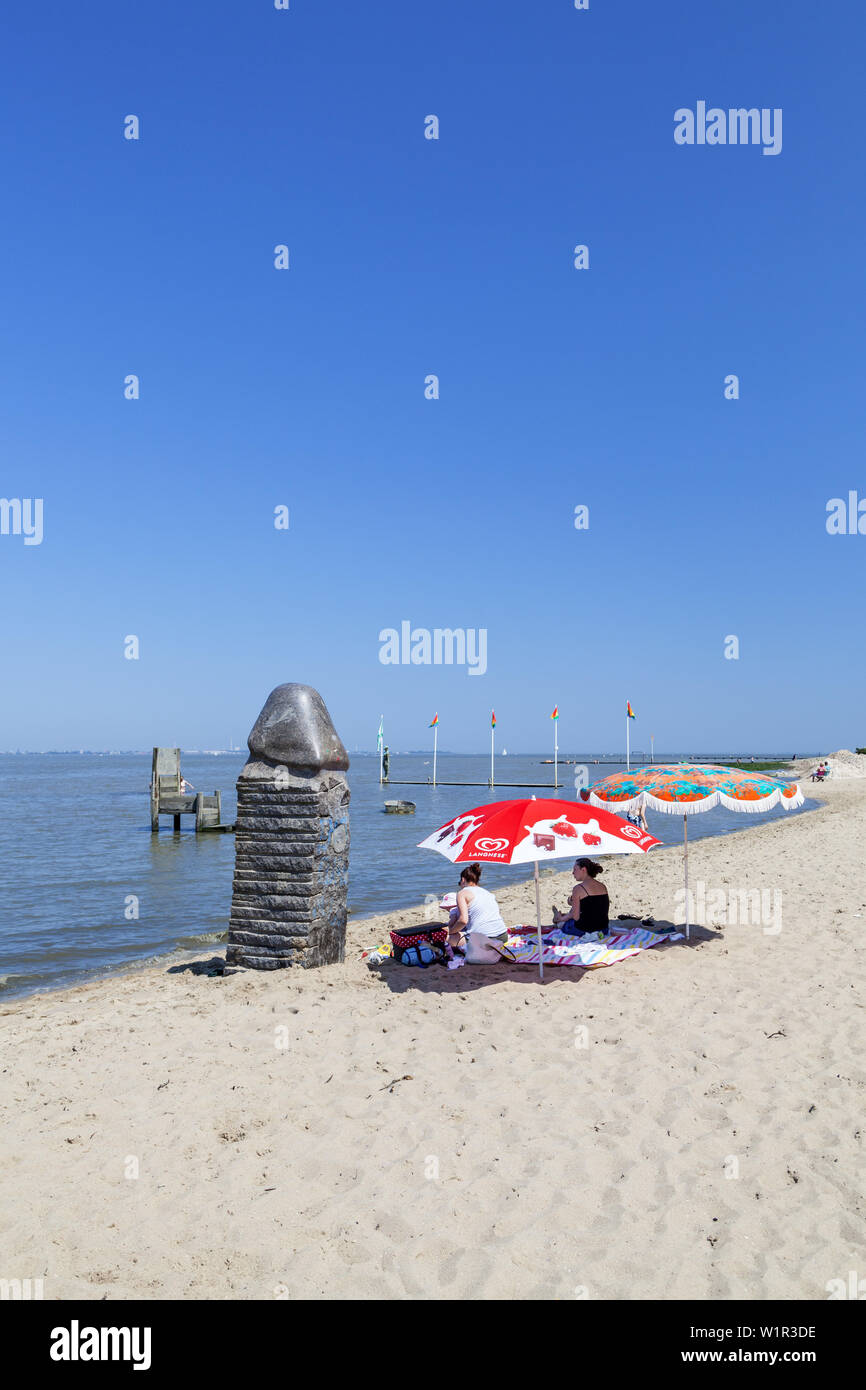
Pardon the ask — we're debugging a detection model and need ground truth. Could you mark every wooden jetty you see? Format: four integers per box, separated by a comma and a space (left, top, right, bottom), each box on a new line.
150, 747, 234, 833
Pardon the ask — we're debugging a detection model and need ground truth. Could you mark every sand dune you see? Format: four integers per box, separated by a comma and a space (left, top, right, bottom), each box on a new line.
1, 780, 864, 1300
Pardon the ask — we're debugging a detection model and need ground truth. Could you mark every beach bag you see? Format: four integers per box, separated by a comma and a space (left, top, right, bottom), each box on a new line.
399, 943, 442, 968
390, 925, 448, 967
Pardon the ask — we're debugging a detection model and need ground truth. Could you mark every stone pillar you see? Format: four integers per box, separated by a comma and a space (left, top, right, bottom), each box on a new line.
225, 684, 350, 970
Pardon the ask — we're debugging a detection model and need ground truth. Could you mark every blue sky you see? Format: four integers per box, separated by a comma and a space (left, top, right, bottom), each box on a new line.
1, 0, 863, 753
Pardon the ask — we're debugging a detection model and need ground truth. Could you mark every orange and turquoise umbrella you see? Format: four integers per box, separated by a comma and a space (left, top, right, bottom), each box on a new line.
588, 763, 803, 816
587, 764, 803, 938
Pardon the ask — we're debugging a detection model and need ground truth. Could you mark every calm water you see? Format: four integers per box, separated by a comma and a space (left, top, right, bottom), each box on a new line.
0, 752, 815, 999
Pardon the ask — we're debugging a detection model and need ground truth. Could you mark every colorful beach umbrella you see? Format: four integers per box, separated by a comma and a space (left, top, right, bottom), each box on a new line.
419, 798, 661, 978
587, 764, 803, 939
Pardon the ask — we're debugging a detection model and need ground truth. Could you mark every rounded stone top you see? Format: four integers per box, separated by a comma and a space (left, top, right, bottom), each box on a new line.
247, 684, 350, 771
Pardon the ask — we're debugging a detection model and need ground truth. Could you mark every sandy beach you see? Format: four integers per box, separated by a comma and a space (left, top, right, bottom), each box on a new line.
2, 776, 865, 1301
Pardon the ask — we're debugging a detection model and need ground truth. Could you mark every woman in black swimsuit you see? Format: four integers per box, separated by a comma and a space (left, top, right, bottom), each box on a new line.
552, 857, 609, 937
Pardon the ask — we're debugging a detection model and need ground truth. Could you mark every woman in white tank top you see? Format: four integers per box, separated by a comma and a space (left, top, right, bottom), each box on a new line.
454, 863, 508, 963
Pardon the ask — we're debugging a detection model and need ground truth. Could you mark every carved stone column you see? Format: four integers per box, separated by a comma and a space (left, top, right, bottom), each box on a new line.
225, 684, 350, 970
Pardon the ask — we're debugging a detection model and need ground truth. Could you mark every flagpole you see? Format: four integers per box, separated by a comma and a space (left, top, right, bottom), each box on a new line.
554, 712, 559, 788
626, 710, 630, 772
650, 733, 654, 764
433, 724, 438, 787
490, 718, 495, 788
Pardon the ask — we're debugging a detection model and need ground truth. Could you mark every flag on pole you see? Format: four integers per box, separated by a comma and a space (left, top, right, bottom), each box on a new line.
491, 710, 497, 729
551, 705, 559, 721
625, 702, 634, 771
430, 712, 439, 786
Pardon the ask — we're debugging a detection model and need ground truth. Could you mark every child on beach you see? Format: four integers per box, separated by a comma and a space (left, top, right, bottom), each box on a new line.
439, 893, 463, 953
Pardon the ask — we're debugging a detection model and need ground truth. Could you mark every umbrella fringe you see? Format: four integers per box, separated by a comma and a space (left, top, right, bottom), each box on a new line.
717, 788, 805, 812
588, 791, 645, 815
590, 786, 804, 816
590, 791, 721, 815
645, 792, 719, 815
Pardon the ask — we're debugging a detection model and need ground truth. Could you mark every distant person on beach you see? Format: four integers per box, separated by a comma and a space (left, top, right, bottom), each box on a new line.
180, 777, 195, 794
811, 763, 826, 782
451, 863, 509, 963
552, 857, 610, 937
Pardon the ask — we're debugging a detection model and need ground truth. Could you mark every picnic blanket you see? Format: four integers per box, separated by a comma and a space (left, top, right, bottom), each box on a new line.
502, 925, 681, 968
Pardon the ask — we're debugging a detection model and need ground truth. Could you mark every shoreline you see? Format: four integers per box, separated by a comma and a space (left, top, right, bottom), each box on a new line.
0, 787, 824, 1007
3, 751, 849, 1007
2, 778, 864, 1299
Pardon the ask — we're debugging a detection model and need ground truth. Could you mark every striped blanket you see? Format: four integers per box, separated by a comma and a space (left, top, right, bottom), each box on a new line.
502, 926, 681, 968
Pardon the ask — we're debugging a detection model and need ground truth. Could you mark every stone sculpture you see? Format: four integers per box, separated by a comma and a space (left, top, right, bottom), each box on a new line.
225, 684, 350, 970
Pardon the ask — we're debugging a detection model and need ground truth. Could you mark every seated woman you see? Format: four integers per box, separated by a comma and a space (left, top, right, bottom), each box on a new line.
552, 857, 610, 937
452, 862, 509, 963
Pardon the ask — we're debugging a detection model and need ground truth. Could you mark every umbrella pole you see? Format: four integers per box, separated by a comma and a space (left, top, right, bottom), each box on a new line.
534, 859, 544, 981
683, 814, 690, 941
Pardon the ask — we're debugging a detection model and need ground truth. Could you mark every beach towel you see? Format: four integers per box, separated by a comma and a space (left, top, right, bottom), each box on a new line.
502, 926, 681, 968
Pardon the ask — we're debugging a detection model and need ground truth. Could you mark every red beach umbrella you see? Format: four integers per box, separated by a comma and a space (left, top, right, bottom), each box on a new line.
418, 797, 661, 978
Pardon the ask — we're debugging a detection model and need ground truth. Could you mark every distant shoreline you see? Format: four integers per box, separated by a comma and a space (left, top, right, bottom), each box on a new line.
0, 748, 823, 760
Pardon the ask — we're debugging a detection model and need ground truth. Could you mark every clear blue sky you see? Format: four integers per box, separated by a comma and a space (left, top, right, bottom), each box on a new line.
1, 1, 863, 753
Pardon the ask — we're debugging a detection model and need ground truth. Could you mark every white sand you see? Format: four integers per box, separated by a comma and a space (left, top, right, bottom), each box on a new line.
2, 780, 864, 1300
788, 748, 866, 780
